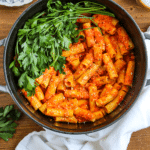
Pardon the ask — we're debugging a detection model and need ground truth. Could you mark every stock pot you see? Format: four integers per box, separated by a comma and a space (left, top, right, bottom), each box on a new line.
0, 0, 149, 134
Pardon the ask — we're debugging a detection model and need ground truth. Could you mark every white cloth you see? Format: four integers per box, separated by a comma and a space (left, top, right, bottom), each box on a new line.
0, 0, 32, 7
138, 0, 150, 7
16, 31, 150, 150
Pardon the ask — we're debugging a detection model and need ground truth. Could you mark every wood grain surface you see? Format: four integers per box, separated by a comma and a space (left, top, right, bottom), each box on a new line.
0, 0, 150, 149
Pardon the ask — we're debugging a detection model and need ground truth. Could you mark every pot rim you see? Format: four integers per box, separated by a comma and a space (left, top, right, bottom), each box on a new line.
3, 0, 148, 134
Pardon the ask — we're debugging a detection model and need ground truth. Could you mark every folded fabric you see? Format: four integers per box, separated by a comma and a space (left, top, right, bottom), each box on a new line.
15, 33, 150, 150
0, 0, 32, 7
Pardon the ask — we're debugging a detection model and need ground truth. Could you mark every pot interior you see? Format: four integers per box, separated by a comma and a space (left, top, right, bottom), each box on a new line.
4, 0, 147, 134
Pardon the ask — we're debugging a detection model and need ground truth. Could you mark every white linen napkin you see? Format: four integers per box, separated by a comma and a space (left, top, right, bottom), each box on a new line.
0, 0, 32, 7
15, 30, 150, 150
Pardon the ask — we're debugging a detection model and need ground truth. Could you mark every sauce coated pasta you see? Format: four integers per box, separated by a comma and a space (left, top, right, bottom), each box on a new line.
22, 13, 135, 123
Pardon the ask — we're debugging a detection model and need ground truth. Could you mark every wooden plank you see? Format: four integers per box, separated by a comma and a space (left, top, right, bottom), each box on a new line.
0, 0, 150, 149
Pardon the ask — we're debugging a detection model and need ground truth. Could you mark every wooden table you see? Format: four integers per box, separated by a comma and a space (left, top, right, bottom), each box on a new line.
0, 0, 150, 149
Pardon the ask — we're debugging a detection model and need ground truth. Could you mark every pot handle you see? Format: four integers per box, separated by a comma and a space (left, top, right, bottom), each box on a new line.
143, 32, 150, 86
0, 38, 7, 47
0, 38, 9, 93
146, 80, 150, 86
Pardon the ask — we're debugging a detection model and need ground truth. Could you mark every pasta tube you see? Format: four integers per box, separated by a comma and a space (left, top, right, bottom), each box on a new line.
88, 84, 99, 112
57, 81, 66, 92
93, 43, 103, 65
74, 107, 95, 122
62, 43, 85, 57
35, 86, 44, 101
66, 54, 80, 70
93, 110, 105, 120
39, 103, 47, 114
91, 76, 109, 86
78, 100, 89, 109
74, 53, 93, 79
21, 89, 42, 110
104, 34, 117, 58
64, 89, 89, 99
35, 75, 44, 85
124, 60, 135, 86
83, 22, 95, 47
117, 68, 125, 85
55, 116, 77, 123
100, 84, 113, 98
46, 108, 73, 117
41, 67, 56, 89
45, 75, 60, 100
114, 59, 126, 73
77, 63, 99, 86
93, 14, 119, 35
93, 27, 105, 51
117, 27, 134, 51
96, 88, 118, 107
109, 35, 123, 60
64, 67, 76, 88
104, 87, 128, 113
118, 42, 129, 55
103, 53, 118, 79
46, 93, 65, 107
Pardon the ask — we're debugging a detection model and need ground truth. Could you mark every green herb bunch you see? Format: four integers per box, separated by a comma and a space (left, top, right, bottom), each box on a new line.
0, 105, 21, 141
9, 0, 114, 96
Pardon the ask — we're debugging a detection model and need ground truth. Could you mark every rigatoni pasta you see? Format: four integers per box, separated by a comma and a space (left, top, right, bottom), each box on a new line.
62, 43, 85, 57
93, 14, 119, 35
21, 12, 135, 123
104, 34, 117, 58
74, 53, 93, 79
103, 53, 118, 79
83, 22, 95, 47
